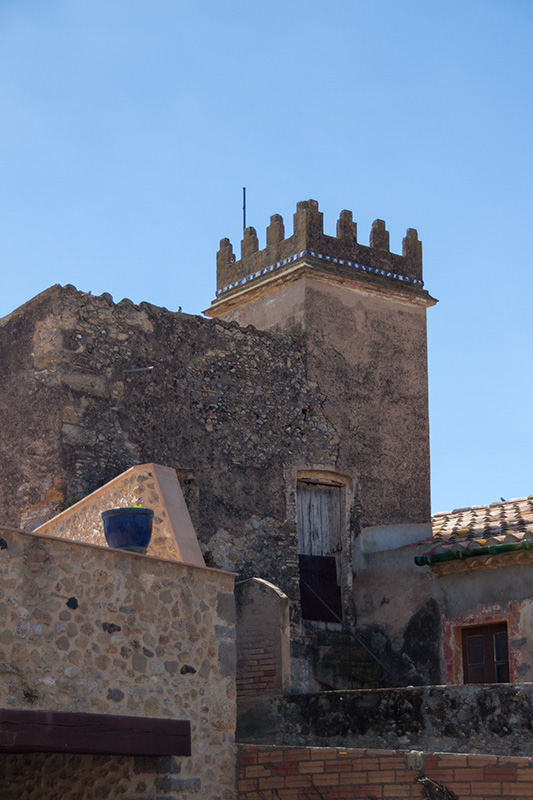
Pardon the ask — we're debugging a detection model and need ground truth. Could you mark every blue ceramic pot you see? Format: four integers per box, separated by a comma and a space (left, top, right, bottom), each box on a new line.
101, 507, 154, 554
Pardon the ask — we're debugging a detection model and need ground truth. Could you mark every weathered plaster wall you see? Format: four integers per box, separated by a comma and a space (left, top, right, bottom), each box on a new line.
240, 684, 533, 756
355, 541, 533, 686
0, 526, 236, 799
214, 276, 431, 528
436, 557, 533, 683
304, 280, 430, 527
353, 539, 439, 685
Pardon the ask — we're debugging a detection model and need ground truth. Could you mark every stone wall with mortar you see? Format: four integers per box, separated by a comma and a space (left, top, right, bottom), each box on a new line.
0, 753, 198, 800
34, 463, 205, 566
0, 285, 337, 592
213, 275, 432, 528
0, 284, 345, 688
0, 257, 432, 688
209, 200, 434, 529
0, 525, 236, 799
239, 684, 533, 757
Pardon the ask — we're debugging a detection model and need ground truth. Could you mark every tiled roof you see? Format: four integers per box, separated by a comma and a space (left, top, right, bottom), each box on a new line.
425, 496, 533, 557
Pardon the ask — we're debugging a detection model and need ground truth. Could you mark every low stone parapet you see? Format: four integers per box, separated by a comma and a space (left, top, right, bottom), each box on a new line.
240, 684, 533, 757
0, 524, 236, 799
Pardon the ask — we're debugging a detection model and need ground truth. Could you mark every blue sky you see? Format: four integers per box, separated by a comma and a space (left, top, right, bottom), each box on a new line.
1, 0, 531, 514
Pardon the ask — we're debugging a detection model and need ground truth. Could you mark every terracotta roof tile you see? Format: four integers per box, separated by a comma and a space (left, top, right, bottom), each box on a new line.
427, 496, 533, 556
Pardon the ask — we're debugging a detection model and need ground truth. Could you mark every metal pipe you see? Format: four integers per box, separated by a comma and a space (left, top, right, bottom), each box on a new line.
414, 539, 533, 567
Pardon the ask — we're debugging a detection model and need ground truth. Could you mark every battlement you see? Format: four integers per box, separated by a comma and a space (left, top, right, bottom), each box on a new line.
214, 200, 423, 298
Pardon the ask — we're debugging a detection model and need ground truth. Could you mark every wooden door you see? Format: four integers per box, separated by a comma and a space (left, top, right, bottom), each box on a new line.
297, 482, 342, 621
297, 483, 341, 556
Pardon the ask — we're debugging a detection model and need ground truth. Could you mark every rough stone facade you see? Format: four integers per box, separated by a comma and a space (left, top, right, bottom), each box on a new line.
0, 200, 437, 689
0, 525, 236, 799
0, 284, 334, 578
0, 282, 345, 688
0, 753, 195, 800
2, 197, 533, 791
34, 462, 205, 566
208, 200, 435, 528
239, 683, 533, 757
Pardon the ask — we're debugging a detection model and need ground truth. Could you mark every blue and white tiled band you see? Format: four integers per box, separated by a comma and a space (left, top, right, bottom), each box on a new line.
216, 251, 424, 297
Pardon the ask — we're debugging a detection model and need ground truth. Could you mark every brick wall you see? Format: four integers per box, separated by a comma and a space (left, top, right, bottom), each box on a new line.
237, 642, 277, 696
238, 745, 533, 800
236, 579, 290, 699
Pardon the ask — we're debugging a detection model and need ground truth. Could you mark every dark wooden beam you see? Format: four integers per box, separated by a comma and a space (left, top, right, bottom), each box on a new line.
0, 709, 191, 756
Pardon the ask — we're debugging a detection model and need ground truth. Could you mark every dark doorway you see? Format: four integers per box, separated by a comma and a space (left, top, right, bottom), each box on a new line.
297, 481, 342, 622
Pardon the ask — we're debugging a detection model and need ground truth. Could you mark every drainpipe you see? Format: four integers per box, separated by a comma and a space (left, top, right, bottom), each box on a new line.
414, 539, 533, 567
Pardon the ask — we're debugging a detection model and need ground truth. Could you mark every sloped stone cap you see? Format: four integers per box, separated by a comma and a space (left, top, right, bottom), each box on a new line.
34, 463, 205, 567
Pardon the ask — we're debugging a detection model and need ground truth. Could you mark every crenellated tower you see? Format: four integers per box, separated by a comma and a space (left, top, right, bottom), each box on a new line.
209, 199, 425, 322
206, 199, 437, 538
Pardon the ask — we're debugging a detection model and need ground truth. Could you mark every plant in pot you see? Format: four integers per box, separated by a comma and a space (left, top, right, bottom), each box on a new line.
101, 505, 154, 554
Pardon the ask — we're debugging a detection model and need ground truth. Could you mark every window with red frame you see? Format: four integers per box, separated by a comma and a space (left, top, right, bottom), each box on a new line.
462, 622, 509, 684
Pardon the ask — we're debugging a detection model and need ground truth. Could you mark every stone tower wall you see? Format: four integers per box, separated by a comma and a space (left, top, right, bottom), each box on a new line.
216, 199, 423, 295
0, 285, 338, 603
209, 201, 434, 526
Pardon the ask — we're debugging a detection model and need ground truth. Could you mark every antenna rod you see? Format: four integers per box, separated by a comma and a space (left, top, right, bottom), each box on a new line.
243, 187, 246, 232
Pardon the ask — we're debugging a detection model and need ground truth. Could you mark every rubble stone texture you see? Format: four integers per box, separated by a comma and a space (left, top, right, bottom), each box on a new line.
0, 526, 236, 799
34, 463, 204, 565
0, 285, 335, 600
0, 200, 437, 698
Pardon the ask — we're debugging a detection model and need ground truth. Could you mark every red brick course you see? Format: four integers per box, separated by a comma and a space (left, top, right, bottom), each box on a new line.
238, 745, 533, 800
237, 643, 278, 696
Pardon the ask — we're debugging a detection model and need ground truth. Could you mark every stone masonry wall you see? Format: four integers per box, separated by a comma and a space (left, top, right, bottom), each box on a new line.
210, 275, 432, 528
33, 463, 177, 560
0, 285, 338, 610
0, 276, 433, 687
241, 684, 533, 757
34, 463, 204, 566
0, 753, 195, 800
238, 745, 533, 800
0, 525, 236, 799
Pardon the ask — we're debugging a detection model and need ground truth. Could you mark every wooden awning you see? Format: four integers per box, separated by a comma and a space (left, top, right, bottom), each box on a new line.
0, 709, 191, 756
